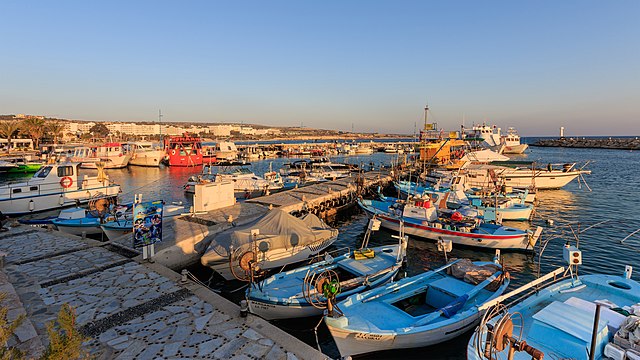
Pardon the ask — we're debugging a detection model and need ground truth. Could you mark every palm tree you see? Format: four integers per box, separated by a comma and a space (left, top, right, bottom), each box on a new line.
0, 120, 21, 153
21, 117, 45, 150
47, 121, 66, 144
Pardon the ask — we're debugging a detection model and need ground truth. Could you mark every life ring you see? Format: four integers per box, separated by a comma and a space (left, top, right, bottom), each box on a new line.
171, 150, 176, 156
60, 176, 73, 188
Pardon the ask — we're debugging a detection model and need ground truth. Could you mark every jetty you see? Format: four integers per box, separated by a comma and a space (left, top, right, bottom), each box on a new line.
0, 225, 326, 359
532, 137, 640, 150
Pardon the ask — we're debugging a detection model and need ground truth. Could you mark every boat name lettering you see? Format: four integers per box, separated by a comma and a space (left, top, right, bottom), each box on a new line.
355, 333, 384, 341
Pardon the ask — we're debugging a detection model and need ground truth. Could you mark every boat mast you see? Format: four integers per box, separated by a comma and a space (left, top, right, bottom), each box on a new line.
158, 109, 163, 146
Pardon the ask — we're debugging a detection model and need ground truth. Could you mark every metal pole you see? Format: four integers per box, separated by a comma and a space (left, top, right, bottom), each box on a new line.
589, 303, 601, 360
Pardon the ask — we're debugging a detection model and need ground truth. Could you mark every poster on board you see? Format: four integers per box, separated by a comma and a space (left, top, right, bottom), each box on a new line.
133, 200, 163, 249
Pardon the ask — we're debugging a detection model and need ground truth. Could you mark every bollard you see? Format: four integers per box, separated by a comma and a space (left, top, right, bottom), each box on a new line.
181, 269, 188, 283
81, 231, 86, 239
240, 300, 248, 317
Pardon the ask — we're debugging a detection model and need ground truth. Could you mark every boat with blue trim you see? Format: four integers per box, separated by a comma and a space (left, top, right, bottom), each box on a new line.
247, 218, 408, 320
467, 244, 640, 360
324, 254, 510, 357
358, 197, 541, 250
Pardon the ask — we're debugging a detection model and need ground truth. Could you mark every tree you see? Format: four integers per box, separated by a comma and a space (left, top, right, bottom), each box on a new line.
20, 117, 45, 150
89, 123, 110, 138
0, 121, 21, 153
41, 304, 88, 360
46, 121, 66, 144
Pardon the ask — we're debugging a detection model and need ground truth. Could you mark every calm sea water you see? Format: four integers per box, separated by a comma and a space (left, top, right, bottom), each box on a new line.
4, 144, 640, 359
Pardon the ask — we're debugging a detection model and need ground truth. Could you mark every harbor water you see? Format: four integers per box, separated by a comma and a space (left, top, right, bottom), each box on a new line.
3, 144, 640, 359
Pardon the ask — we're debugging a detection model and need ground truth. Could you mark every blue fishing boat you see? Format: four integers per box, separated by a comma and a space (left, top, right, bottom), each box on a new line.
395, 180, 534, 221
247, 237, 407, 320
99, 203, 184, 240
358, 197, 541, 250
467, 245, 640, 360
324, 255, 510, 357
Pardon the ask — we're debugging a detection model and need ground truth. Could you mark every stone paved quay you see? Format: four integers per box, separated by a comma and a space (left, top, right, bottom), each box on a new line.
0, 226, 327, 359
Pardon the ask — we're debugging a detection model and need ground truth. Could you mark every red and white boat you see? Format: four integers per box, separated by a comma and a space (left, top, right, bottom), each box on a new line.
164, 135, 203, 167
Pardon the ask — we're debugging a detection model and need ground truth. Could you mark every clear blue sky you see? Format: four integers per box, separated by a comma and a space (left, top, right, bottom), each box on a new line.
1, 1, 638, 136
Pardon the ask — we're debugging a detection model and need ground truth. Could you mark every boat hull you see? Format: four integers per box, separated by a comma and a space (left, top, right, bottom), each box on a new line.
359, 204, 533, 250
248, 270, 398, 320
80, 154, 132, 169
465, 169, 584, 189
326, 313, 480, 356
502, 143, 528, 154
129, 150, 164, 167
0, 185, 121, 216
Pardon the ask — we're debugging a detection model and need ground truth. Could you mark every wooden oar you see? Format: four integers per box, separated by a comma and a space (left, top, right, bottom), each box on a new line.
362, 260, 461, 303
412, 271, 502, 327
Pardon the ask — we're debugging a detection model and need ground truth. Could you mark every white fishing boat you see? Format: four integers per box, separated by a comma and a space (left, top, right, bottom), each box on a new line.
0, 163, 121, 215
462, 162, 591, 190
215, 141, 238, 161
468, 244, 640, 360
200, 210, 339, 281
502, 127, 528, 154
126, 141, 165, 167
324, 255, 510, 357
354, 144, 374, 155
247, 219, 408, 320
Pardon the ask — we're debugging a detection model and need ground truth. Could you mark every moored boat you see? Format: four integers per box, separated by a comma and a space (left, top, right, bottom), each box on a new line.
126, 141, 165, 167
324, 255, 510, 357
467, 245, 640, 360
78, 143, 132, 169
462, 162, 591, 190
247, 230, 408, 320
502, 127, 529, 154
358, 197, 541, 250
164, 135, 203, 167
0, 163, 121, 215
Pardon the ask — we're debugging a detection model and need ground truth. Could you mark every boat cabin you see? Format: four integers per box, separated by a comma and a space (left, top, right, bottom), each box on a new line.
164, 135, 203, 167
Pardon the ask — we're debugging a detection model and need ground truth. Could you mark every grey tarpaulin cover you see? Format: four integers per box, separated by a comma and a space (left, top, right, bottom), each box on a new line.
201, 209, 338, 266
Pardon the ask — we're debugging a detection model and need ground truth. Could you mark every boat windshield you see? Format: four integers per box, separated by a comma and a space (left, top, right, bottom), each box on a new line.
34, 166, 52, 178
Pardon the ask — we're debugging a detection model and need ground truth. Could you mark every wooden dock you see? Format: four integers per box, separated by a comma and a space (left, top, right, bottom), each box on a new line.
246, 170, 393, 213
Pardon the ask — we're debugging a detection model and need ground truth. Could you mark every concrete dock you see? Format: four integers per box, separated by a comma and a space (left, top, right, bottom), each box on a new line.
0, 225, 326, 359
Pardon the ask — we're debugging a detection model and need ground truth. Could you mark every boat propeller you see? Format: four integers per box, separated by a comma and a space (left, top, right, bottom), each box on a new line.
302, 268, 342, 317
473, 304, 544, 360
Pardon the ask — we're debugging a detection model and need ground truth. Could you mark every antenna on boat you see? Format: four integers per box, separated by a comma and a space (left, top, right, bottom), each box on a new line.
158, 109, 163, 144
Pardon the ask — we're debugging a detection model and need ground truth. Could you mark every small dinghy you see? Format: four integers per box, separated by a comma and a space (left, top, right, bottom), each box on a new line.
247, 218, 408, 320
324, 254, 510, 357
467, 243, 640, 360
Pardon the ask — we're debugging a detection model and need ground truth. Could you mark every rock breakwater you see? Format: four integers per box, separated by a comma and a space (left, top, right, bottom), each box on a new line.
533, 137, 640, 150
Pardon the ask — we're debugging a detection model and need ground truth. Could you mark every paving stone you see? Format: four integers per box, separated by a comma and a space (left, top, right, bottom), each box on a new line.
138, 343, 163, 359
180, 345, 197, 357
194, 313, 212, 331
198, 338, 224, 357
242, 328, 262, 341
259, 338, 275, 347
241, 341, 271, 358
286, 352, 299, 360
163, 342, 181, 357
213, 338, 247, 359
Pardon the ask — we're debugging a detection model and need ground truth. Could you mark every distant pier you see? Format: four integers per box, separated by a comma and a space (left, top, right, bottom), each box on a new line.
532, 137, 640, 150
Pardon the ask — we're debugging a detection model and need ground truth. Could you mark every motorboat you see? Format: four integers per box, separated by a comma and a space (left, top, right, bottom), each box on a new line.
467, 245, 640, 360
215, 141, 238, 161
502, 127, 529, 154
126, 141, 165, 167
163, 135, 203, 167
200, 210, 339, 281
358, 197, 541, 250
0, 163, 121, 215
461, 162, 591, 190
325, 255, 510, 357
247, 218, 408, 320
75, 143, 131, 169
183, 165, 284, 197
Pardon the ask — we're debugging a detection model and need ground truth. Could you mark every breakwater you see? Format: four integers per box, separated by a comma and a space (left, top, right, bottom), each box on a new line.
532, 137, 640, 150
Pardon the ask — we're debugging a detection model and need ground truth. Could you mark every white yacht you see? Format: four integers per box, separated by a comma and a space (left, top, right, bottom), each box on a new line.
183, 165, 283, 197
71, 143, 131, 169
126, 141, 165, 167
502, 127, 529, 154
0, 163, 121, 215
215, 141, 238, 161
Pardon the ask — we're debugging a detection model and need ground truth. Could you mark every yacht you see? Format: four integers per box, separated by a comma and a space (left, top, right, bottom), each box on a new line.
126, 141, 165, 167
502, 127, 529, 154
72, 143, 131, 169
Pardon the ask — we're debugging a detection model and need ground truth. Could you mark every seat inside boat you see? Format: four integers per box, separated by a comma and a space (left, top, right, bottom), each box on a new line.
392, 276, 477, 317
528, 300, 610, 358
